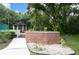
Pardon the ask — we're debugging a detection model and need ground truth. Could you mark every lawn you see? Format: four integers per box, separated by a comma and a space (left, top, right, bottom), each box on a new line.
0, 40, 12, 50
62, 34, 79, 55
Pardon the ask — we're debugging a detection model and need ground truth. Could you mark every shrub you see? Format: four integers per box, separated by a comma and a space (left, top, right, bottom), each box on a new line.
61, 16, 79, 34
0, 31, 15, 43
60, 38, 66, 47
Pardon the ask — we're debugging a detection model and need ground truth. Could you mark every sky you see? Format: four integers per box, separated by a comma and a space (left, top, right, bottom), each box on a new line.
10, 3, 28, 13
2, 3, 28, 13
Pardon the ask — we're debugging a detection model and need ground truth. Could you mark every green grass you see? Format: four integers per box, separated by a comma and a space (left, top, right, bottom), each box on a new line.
0, 40, 12, 50
0, 29, 17, 32
62, 34, 79, 55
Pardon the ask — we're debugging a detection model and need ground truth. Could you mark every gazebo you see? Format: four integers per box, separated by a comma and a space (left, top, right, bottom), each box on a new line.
12, 21, 26, 32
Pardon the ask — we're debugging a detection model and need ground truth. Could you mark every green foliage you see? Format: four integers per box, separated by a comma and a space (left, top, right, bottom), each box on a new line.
0, 3, 30, 30
63, 35, 79, 54
61, 16, 79, 34
0, 4, 19, 24
0, 4, 8, 21
28, 3, 72, 31
0, 31, 15, 43
44, 27, 47, 31
28, 3, 79, 34
60, 38, 66, 47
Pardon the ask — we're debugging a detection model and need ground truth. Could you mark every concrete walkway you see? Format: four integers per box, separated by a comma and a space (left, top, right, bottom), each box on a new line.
0, 38, 30, 55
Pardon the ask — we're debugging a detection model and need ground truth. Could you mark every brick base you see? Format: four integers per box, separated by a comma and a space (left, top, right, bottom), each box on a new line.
25, 31, 60, 44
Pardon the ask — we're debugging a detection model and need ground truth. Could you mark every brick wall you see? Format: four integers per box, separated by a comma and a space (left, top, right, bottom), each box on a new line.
25, 31, 60, 44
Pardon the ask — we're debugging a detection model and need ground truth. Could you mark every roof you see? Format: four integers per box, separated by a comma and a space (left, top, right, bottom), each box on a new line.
14, 21, 26, 25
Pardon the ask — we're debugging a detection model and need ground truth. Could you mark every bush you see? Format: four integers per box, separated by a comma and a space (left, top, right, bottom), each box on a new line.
0, 31, 15, 43
62, 16, 79, 34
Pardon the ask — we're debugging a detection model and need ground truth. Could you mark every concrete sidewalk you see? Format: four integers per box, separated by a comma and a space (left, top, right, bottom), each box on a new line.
0, 38, 30, 55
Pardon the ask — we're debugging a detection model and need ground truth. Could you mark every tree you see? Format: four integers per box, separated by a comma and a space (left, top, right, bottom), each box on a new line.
28, 4, 52, 31
0, 4, 8, 22
0, 4, 20, 24
28, 3, 72, 31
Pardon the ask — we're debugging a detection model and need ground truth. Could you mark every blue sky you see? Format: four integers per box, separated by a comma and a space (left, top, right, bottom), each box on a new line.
10, 3, 28, 13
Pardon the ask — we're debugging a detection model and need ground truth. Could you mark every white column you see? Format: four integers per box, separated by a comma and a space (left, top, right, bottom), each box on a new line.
22, 26, 24, 32
25, 26, 27, 30
13, 25, 15, 30
17, 26, 19, 30
16, 26, 20, 38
